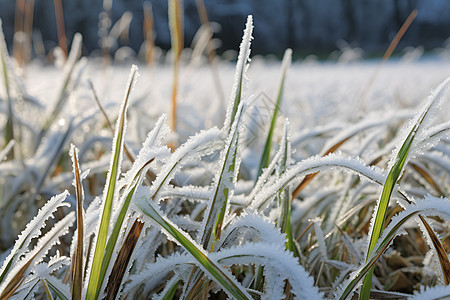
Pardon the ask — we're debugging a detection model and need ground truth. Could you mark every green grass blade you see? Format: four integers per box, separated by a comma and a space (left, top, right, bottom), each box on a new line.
86, 65, 138, 300
137, 200, 251, 300
69, 145, 83, 300
201, 100, 247, 251
360, 77, 450, 299
97, 159, 153, 292
161, 278, 181, 300
224, 15, 253, 132
257, 49, 292, 179
340, 209, 419, 300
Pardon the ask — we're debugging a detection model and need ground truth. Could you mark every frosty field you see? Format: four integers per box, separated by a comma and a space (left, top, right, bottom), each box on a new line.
1, 18, 450, 300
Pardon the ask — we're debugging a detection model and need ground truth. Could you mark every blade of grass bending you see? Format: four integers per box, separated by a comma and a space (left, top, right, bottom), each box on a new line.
223, 15, 253, 132
0, 212, 74, 299
360, 91, 443, 300
70, 145, 83, 300
292, 136, 352, 200
97, 159, 154, 293
418, 215, 450, 284
138, 200, 251, 300
86, 65, 138, 300
105, 219, 144, 300
340, 204, 443, 300
168, 0, 183, 131
257, 49, 292, 179
409, 162, 444, 196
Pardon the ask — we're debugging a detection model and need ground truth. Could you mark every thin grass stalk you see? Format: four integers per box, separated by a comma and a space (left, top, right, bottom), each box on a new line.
358, 9, 418, 104
86, 66, 138, 300
70, 145, 83, 300
168, 0, 183, 132
23, 0, 35, 66
40, 278, 54, 300
143, 1, 155, 65
418, 215, 450, 284
13, 0, 24, 65
53, 0, 67, 56
257, 49, 292, 179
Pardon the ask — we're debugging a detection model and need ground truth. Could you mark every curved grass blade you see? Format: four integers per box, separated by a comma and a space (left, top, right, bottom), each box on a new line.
69, 145, 83, 300
0, 191, 70, 286
418, 215, 450, 284
105, 219, 144, 300
361, 76, 450, 300
257, 49, 292, 179
251, 153, 385, 212
137, 199, 251, 300
339, 196, 450, 299
0, 212, 74, 299
86, 65, 138, 300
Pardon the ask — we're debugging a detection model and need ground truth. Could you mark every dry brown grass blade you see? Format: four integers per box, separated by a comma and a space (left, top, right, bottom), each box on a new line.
71, 146, 83, 300
296, 221, 314, 241
418, 215, 450, 285
0, 255, 34, 299
292, 136, 352, 200
143, 1, 155, 65
53, 0, 67, 56
358, 9, 418, 104
168, 0, 184, 134
409, 162, 444, 196
104, 219, 144, 300
0, 277, 24, 300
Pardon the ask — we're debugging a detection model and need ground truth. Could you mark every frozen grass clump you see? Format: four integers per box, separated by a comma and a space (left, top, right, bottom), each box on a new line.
0, 15, 450, 299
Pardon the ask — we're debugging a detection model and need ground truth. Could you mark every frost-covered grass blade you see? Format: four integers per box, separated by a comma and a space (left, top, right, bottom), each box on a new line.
257, 49, 291, 179
137, 198, 252, 300
361, 76, 450, 300
70, 145, 83, 300
86, 65, 138, 300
